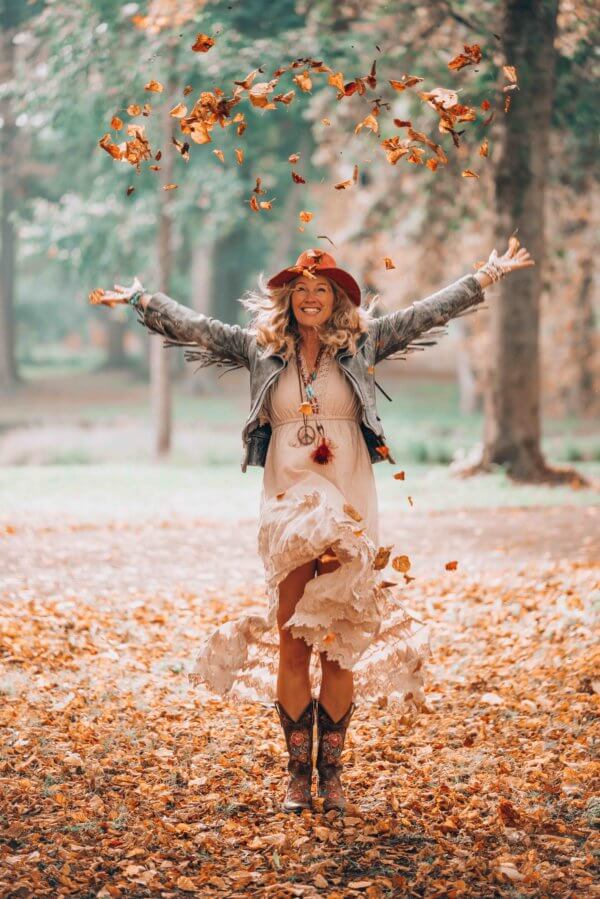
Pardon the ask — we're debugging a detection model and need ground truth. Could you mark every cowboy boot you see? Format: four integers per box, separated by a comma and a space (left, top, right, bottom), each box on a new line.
316, 699, 356, 812
274, 698, 315, 812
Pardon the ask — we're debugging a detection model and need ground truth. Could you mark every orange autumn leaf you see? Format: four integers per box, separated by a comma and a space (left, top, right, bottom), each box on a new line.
293, 70, 312, 92
375, 445, 389, 458
334, 179, 353, 190
299, 211, 313, 223
445, 560, 459, 570
321, 118, 331, 126
169, 103, 187, 118
111, 115, 123, 130
426, 158, 439, 171
162, 183, 178, 191
144, 80, 164, 93
234, 147, 244, 165
389, 74, 423, 91
373, 546, 393, 570
479, 138, 489, 158
191, 33, 215, 53
291, 171, 306, 184
127, 103, 141, 116
249, 195, 260, 212
462, 169, 480, 179
213, 149, 225, 163
288, 153, 300, 164
183, 85, 193, 96
393, 471, 405, 480
355, 112, 379, 135
447, 43, 482, 71
259, 200, 273, 210
383, 257, 395, 270
343, 503, 363, 522
503, 65, 518, 84
392, 554, 411, 573
298, 402, 312, 415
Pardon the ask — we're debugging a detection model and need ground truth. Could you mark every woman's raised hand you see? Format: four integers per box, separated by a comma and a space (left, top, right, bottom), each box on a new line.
89, 275, 145, 308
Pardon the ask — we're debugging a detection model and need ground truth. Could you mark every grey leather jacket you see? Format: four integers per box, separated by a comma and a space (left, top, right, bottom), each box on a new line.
135, 273, 485, 472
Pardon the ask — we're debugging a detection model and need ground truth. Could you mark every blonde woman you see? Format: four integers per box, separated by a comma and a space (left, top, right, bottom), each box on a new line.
97, 241, 534, 813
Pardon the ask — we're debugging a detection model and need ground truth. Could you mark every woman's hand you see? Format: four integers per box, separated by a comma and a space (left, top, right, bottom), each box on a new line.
89, 276, 149, 309
474, 236, 535, 289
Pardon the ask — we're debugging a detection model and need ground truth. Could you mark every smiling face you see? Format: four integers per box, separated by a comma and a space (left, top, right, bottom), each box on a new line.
289, 275, 336, 329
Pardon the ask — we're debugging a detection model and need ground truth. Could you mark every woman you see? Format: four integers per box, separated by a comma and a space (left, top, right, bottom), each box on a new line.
97, 240, 534, 813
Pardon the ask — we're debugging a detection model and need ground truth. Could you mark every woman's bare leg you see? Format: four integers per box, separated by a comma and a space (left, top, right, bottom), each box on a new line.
316, 547, 354, 722
276, 559, 316, 721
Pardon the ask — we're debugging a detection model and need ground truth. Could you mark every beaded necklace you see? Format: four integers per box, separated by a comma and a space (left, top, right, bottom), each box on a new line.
294, 343, 336, 464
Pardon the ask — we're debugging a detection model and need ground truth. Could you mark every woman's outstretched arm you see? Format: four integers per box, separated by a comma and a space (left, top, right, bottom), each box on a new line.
370, 239, 535, 364
94, 279, 254, 371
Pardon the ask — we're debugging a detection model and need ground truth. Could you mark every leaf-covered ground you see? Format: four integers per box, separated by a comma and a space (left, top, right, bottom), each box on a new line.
1, 496, 598, 897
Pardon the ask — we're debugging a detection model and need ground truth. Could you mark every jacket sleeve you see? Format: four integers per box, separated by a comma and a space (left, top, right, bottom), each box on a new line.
135, 291, 254, 371
370, 273, 485, 364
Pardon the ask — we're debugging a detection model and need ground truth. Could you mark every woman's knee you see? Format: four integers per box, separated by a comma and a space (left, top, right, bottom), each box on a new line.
279, 629, 312, 671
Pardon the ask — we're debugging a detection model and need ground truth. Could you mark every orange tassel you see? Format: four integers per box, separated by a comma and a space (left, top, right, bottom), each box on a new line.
311, 436, 334, 464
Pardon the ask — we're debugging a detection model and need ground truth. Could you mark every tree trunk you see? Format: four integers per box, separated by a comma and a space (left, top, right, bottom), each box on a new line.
480, 0, 561, 480
0, 15, 20, 392
151, 64, 176, 457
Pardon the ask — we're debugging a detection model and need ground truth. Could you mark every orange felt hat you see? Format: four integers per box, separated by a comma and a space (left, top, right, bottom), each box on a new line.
267, 249, 362, 306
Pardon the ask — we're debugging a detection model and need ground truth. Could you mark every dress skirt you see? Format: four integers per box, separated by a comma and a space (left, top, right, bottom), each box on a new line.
190, 348, 432, 710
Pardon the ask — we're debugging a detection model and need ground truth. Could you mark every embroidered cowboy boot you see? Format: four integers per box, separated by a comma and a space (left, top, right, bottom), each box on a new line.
316, 699, 356, 812
274, 698, 315, 812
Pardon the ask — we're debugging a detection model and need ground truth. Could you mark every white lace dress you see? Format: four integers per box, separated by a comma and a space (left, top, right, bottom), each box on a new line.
190, 348, 432, 709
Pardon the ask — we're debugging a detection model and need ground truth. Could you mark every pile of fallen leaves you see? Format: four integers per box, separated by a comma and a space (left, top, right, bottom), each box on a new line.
1, 512, 597, 896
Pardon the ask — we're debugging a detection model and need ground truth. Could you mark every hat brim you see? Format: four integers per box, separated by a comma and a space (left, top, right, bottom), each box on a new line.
267, 266, 361, 307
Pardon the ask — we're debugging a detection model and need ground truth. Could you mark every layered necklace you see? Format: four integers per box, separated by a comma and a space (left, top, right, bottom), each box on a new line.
293, 342, 336, 464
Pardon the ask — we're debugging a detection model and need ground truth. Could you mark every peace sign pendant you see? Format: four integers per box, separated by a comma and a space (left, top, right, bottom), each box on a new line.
296, 423, 316, 445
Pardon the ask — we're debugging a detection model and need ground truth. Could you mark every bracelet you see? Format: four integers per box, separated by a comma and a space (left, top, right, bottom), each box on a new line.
128, 289, 145, 308
477, 260, 506, 284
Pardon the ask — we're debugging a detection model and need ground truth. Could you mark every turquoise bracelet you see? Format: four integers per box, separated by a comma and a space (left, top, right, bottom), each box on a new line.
128, 289, 145, 308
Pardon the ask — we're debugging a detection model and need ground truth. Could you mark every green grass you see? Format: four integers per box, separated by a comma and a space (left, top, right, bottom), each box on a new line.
0, 461, 597, 527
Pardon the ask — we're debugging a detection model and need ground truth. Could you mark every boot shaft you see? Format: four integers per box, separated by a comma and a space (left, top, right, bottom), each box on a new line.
274, 698, 315, 774
316, 700, 355, 774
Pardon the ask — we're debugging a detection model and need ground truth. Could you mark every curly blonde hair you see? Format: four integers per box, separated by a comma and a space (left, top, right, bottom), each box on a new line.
240, 273, 378, 360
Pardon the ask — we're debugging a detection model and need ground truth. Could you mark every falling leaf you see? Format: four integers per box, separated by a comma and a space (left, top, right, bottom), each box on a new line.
462, 169, 479, 178
183, 85, 194, 96
213, 149, 225, 163
383, 257, 395, 270
503, 65, 518, 84
334, 179, 353, 190
291, 171, 306, 184
234, 147, 244, 165
389, 74, 423, 91
293, 70, 312, 92
127, 103, 142, 116
126, 186, 135, 196
393, 118, 412, 128
447, 43, 482, 71
191, 33, 215, 53
393, 471, 405, 480
343, 503, 363, 522
163, 183, 178, 190
111, 115, 123, 130
144, 80, 164, 93
445, 560, 458, 570
176, 875, 199, 891
407, 495, 413, 506
259, 200, 273, 210
355, 111, 379, 135
288, 153, 300, 164
392, 555, 411, 573
322, 118, 331, 126
169, 103, 187, 118
375, 445, 389, 458
504, 95, 511, 114
479, 138, 489, 157
373, 546, 393, 570
380, 580, 397, 589
299, 211, 313, 223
